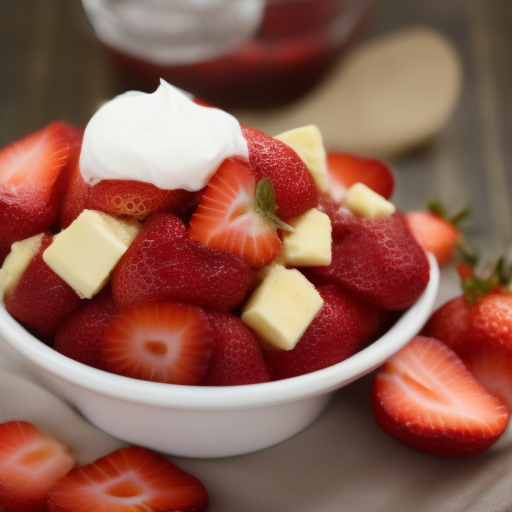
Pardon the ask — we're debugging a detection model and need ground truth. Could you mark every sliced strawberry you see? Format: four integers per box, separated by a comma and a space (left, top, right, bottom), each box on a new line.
47, 446, 209, 512
0, 122, 78, 263
201, 311, 270, 386
326, 152, 395, 203
189, 158, 282, 268
87, 179, 195, 220
103, 301, 213, 385
0, 421, 76, 512
241, 124, 318, 221
371, 336, 509, 458
405, 202, 469, 266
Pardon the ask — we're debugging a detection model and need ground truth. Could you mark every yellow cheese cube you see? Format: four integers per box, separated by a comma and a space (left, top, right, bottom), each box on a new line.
43, 210, 141, 299
0, 233, 44, 299
344, 182, 396, 219
241, 265, 324, 350
274, 125, 329, 193
280, 208, 332, 266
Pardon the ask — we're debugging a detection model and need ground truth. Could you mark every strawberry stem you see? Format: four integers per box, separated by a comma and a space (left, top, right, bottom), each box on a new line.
427, 200, 470, 226
256, 179, 295, 232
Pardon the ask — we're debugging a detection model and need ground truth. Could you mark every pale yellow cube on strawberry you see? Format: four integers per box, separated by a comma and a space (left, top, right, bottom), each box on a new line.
274, 125, 329, 193
241, 265, 324, 351
43, 210, 141, 299
344, 182, 396, 219
280, 208, 332, 267
0, 233, 44, 299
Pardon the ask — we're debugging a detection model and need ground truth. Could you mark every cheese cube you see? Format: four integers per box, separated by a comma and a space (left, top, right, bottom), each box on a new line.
43, 210, 141, 299
241, 265, 324, 350
280, 208, 332, 266
275, 125, 329, 193
0, 233, 44, 299
344, 182, 396, 219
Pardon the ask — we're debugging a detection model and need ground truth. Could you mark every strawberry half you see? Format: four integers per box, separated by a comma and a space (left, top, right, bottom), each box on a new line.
0, 122, 78, 263
371, 336, 509, 458
48, 446, 209, 512
189, 158, 283, 268
103, 301, 213, 385
326, 152, 395, 203
0, 421, 76, 512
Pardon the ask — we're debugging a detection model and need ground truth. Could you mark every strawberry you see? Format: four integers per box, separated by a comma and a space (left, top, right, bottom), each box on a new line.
111, 213, 253, 311
189, 158, 284, 268
422, 259, 512, 409
241, 124, 318, 221
371, 336, 509, 458
0, 122, 80, 263
54, 289, 119, 370
103, 301, 213, 385
326, 152, 395, 203
310, 207, 430, 311
405, 201, 469, 266
0, 420, 76, 512
47, 445, 209, 512
201, 311, 270, 386
4, 233, 82, 340
87, 179, 196, 220
263, 285, 381, 379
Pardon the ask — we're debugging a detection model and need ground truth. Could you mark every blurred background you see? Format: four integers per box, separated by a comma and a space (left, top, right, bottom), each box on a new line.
0, 0, 511, 297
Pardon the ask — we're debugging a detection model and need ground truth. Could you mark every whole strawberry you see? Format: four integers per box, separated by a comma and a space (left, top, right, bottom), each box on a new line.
311, 205, 430, 311
241, 124, 318, 221
111, 213, 254, 311
263, 284, 382, 380
422, 259, 512, 410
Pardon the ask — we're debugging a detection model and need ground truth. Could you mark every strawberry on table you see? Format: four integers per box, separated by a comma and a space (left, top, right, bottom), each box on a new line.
405, 201, 470, 266
48, 446, 209, 512
201, 311, 270, 386
111, 213, 254, 311
0, 121, 81, 263
263, 285, 381, 380
0, 420, 76, 512
371, 336, 509, 458
189, 158, 284, 268
422, 258, 512, 409
326, 152, 395, 203
103, 301, 213, 385
241, 124, 318, 221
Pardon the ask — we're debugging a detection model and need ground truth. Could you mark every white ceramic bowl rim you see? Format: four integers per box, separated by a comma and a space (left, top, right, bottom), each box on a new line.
0, 255, 439, 411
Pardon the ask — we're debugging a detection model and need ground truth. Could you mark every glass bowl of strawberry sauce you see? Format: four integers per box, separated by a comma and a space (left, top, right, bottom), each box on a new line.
0, 255, 438, 458
81, 0, 375, 109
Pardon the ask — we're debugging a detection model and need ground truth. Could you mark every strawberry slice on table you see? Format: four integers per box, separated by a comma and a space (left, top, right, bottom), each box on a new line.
405, 201, 469, 266
48, 446, 209, 512
0, 121, 79, 263
241, 124, 318, 221
371, 336, 509, 458
103, 301, 213, 385
111, 213, 253, 311
189, 158, 284, 268
326, 152, 395, 203
0, 420, 76, 512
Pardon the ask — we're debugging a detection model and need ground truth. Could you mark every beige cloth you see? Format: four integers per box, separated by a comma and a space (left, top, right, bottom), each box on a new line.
2, 274, 512, 512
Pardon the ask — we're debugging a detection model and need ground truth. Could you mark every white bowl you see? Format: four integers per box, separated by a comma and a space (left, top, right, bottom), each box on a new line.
0, 255, 439, 458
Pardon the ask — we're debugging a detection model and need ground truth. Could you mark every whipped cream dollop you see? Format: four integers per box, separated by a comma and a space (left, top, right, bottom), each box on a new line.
79, 80, 249, 191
